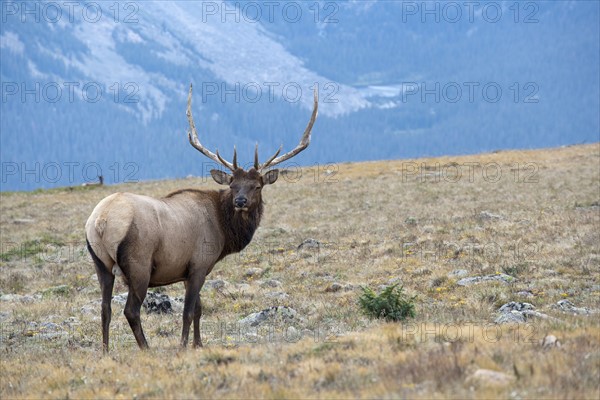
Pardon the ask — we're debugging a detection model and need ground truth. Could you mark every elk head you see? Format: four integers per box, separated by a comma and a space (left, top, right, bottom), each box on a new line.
186, 84, 318, 212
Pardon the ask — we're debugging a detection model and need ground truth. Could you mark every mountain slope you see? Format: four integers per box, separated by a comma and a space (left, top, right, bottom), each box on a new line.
1, 1, 599, 191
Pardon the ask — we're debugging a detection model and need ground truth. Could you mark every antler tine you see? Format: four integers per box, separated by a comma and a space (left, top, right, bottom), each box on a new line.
187, 84, 236, 172
259, 87, 318, 170
233, 145, 238, 170
216, 149, 237, 171
259, 145, 282, 171
254, 143, 259, 170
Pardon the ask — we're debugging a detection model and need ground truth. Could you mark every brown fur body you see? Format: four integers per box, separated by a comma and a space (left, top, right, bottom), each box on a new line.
85, 168, 271, 351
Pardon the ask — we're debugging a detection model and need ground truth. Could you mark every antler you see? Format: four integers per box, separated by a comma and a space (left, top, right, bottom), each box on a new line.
258, 87, 319, 170
187, 84, 237, 172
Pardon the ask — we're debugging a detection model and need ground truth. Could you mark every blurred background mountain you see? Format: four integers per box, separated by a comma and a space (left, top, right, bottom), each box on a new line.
1, 0, 598, 190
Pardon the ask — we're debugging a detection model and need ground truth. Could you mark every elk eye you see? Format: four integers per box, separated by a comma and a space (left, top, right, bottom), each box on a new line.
255, 185, 261, 190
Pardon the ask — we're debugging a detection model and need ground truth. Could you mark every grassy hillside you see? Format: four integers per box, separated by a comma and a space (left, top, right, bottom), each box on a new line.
1, 144, 599, 398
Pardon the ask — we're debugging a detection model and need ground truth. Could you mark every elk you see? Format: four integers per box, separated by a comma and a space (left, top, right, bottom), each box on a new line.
86, 84, 318, 351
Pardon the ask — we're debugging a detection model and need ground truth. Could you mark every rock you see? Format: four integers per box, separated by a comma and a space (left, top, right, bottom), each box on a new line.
0, 294, 39, 303
80, 304, 97, 315
448, 269, 469, 278
235, 283, 251, 292
498, 302, 535, 313
541, 334, 561, 349
206, 279, 229, 290
265, 291, 289, 300
13, 218, 35, 224
111, 292, 183, 314
495, 301, 554, 324
244, 268, 264, 278
297, 238, 321, 250
413, 268, 432, 276
466, 369, 514, 387
516, 290, 535, 298
143, 292, 184, 314
261, 279, 282, 288
554, 299, 595, 315
284, 326, 301, 342
112, 292, 128, 305
325, 282, 343, 292
239, 306, 298, 327
25, 321, 68, 340
457, 274, 515, 286
479, 211, 503, 220
495, 312, 526, 324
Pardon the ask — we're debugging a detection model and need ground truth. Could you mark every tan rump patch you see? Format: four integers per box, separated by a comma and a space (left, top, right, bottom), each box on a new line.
95, 217, 107, 237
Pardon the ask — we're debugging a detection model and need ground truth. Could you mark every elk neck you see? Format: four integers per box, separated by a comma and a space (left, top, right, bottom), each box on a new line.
217, 188, 263, 260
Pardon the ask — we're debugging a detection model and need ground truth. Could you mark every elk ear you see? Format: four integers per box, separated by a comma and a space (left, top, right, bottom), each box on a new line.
262, 169, 279, 185
210, 169, 232, 185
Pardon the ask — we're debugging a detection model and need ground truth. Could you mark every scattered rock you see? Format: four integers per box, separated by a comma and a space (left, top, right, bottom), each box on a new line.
554, 299, 595, 315
235, 283, 251, 292
479, 211, 503, 220
495, 301, 554, 324
516, 290, 535, 298
466, 369, 514, 388
265, 291, 289, 300
110, 292, 183, 314
498, 302, 535, 313
297, 238, 321, 250
413, 268, 432, 276
244, 268, 264, 278
239, 306, 299, 327
325, 282, 343, 293
0, 293, 40, 303
143, 292, 183, 314
457, 273, 515, 286
206, 279, 230, 290
80, 304, 97, 315
541, 334, 561, 349
13, 218, 35, 224
284, 326, 301, 342
112, 292, 128, 305
448, 269, 469, 278
495, 312, 527, 324
261, 279, 282, 288
24, 321, 68, 340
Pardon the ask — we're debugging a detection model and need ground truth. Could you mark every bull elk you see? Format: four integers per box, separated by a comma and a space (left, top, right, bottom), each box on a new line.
86, 84, 318, 351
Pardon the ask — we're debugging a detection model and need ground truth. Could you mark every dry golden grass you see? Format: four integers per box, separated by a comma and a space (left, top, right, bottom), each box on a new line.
1, 143, 599, 399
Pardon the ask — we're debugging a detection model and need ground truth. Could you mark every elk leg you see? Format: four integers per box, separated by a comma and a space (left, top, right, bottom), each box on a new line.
124, 281, 149, 349
88, 239, 115, 353
193, 293, 202, 348
94, 263, 115, 353
181, 272, 205, 348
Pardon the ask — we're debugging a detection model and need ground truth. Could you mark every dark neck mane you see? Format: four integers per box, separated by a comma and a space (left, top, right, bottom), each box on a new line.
217, 189, 263, 260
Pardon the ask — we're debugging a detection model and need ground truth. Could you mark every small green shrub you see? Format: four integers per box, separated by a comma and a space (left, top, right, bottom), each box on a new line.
358, 284, 416, 322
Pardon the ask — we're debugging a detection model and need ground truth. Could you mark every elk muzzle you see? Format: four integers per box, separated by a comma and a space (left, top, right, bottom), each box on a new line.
234, 196, 248, 210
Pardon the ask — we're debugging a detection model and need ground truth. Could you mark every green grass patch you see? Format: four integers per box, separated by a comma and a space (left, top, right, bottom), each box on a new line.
0, 234, 65, 262
359, 284, 416, 322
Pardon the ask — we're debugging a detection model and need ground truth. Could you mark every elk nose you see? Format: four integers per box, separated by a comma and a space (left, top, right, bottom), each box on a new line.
235, 197, 247, 208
